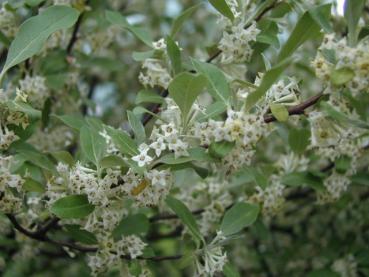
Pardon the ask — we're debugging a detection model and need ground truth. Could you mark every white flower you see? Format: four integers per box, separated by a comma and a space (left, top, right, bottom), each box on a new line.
150, 136, 166, 156
152, 38, 166, 50
132, 144, 153, 167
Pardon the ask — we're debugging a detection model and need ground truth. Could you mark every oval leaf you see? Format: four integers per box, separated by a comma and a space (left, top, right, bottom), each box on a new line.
50, 195, 95, 219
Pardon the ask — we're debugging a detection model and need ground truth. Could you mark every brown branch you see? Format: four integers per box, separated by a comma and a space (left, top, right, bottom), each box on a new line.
264, 92, 324, 123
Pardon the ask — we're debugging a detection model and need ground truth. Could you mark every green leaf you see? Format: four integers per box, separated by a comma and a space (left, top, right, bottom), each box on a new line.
330, 67, 355, 86
166, 36, 182, 74
335, 155, 351, 174
281, 172, 324, 191
135, 90, 164, 105
223, 263, 241, 277
105, 10, 152, 47
41, 98, 52, 129
50, 195, 95, 219
127, 111, 146, 144
220, 202, 260, 236
106, 127, 138, 156
171, 3, 202, 37
158, 148, 212, 165
18, 149, 56, 173
309, 4, 333, 33
165, 196, 203, 245
209, 141, 235, 159
65, 225, 98, 245
288, 128, 310, 154
80, 126, 107, 166
100, 155, 127, 169
321, 102, 369, 129
6, 100, 41, 118
351, 172, 369, 186
245, 59, 290, 110
208, 0, 234, 21
307, 269, 340, 277
344, 0, 365, 46
168, 72, 207, 121
277, 11, 321, 62
25, 0, 46, 7
51, 151, 75, 167
113, 214, 149, 239
0, 6, 80, 78
192, 58, 230, 104
132, 50, 155, 61
54, 114, 85, 130
270, 103, 289, 122
198, 101, 227, 121
23, 178, 45, 193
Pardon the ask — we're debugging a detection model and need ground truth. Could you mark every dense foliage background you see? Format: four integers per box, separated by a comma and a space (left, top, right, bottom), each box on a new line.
0, 0, 369, 276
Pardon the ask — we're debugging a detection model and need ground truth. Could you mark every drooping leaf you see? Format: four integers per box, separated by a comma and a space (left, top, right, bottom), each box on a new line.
168, 72, 207, 121
165, 196, 203, 245
23, 178, 45, 193
0, 6, 80, 78
50, 195, 95, 219
51, 151, 75, 167
220, 202, 260, 236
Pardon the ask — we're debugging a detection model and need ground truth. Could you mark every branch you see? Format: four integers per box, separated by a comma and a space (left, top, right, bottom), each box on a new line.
264, 92, 324, 123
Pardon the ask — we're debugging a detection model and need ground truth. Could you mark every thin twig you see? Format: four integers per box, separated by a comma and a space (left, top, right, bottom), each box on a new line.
264, 92, 324, 123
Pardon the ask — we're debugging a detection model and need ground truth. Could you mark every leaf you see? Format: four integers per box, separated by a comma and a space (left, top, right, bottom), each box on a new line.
277, 11, 321, 62
0, 6, 80, 78
25, 0, 46, 6
321, 102, 369, 129
245, 59, 290, 110
6, 100, 41, 118
166, 36, 182, 74
220, 202, 260, 236
23, 178, 45, 193
135, 90, 164, 105
223, 263, 241, 277
351, 172, 369, 186
18, 149, 56, 173
54, 114, 85, 130
100, 155, 127, 169
168, 72, 207, 121
158, 148, 212, 165
281, 172, 324, 191
132, 50, 155, 61
330, 67, 355, 86
335, 155, 351, 174
307, 269, 340, 277
80, 126, 107, 166
344, 0, 365, 46
198, 101, 227, 121
208, 0, 234, 21
192, 58, 230, 104
165, 196, 203, 245
171, 3, 202, 37
127, 111, 146, 144
309, 4, 333, 33
209, 141, 235, 159
51, 151, 75, 167
65, 225, 98, 245
288, 128, 310, 154
105, 10, 152, 47
50, 195, 95, 219
270, 103, 289, 122
113, 214, 149, 239
41, 98, 52, 129
106, 127, 138, 156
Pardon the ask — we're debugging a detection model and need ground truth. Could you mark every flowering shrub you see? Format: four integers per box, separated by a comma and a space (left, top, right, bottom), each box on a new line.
0, 0, 369, 276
